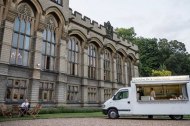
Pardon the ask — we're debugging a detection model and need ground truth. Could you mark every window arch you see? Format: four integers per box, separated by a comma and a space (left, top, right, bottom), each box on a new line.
41, 16, 57, 71
116, 53, 122, 83
88, 44, 97, 79
104, 49, 111, 81
10, 4, 33, 66
67, 37, 79, 76
51, 0, 62, 5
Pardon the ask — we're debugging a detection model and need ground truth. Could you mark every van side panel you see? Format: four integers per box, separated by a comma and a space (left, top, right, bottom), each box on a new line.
131, 82, 190, 115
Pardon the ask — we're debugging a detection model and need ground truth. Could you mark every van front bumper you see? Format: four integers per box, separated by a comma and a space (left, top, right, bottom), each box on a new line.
102, 109, 108, 115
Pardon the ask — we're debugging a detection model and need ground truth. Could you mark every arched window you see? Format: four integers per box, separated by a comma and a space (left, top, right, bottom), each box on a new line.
41, 16, 56, 71
51, 0, 62, 5
88, 44, 96, 79
67, 37, 79, 75
10, 5, 32, 66
116, 53, 122, 83
104, 49, 111, 81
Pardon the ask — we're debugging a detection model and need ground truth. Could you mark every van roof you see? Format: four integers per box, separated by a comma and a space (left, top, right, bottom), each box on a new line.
132, 75, 190, 83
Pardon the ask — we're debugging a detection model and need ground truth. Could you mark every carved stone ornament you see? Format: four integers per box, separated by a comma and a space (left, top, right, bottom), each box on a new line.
17, 3, 32, 17
99, 48, 105, 55
113, 53, 119, 59
45, 16, 56, 28
6, 10, 18, 22
62, 32, 69, 40
38, 21, 46, 32
104, 21, 113, 39
82, 42, 89, 49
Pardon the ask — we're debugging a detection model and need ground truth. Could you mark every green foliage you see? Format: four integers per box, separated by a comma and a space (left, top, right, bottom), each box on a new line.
115, 27, 190, 76
136, 37, 160, 76
39, 107, 101, 114
152, 70, 172, 76
115, 27, 136, 42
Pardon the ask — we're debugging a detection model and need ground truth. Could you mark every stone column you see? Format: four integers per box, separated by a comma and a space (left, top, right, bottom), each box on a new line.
0, 5, 4, 24
81, 44, 88, 106
56, 74, 67, 106
30, 23, 44, 103
0, 76, 7, 103
124, 62, 129, 86
98, 52, 105, 104
112, 56, 118, 92
58, 34, 68, 73
0, 20, 14, 65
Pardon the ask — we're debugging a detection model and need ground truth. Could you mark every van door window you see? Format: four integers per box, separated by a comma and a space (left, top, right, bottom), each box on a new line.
114, 90, 128, 100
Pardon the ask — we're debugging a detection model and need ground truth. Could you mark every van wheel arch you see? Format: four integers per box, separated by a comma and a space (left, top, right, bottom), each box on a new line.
169, 115, 183, 120
108, 108, 119, 119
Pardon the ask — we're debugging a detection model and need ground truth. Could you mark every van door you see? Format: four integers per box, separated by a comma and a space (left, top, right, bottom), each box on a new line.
113, 89, 132, 115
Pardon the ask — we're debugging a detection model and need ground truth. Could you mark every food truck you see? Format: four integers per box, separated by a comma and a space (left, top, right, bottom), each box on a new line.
102, 75, 190, 120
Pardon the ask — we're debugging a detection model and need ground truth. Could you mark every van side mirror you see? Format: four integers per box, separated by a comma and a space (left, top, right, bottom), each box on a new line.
113, 95, 117, 100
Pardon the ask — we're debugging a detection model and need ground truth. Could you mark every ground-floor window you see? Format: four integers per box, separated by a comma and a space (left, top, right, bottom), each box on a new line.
88, 87, 97, 103
6, 78, 28, 102
104, 88, 112, 101
67, 85, 80, 103
39, 82, 55, 102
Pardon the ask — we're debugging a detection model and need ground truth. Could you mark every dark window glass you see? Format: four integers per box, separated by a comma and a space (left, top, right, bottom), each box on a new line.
26, 21, 31, 35
20, 20, 26, 33
19, 35, 24, 48
67, 37, 79, 75
12, 33, 18, 47
10, 17, 31, 66
24, 36, 30, 50
14, 17, 20, 31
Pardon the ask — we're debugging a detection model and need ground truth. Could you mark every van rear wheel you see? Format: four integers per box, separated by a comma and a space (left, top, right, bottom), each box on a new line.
108, 109, 119, 119
169, 115, 183, 120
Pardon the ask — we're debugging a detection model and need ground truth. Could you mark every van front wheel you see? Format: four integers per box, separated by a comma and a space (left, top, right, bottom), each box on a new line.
108, 109, 119, 119
169, 115, 183, 120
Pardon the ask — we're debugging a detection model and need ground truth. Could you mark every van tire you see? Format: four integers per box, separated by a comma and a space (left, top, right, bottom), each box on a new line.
169, 115, 183, 120
108, 109, 119, 119
148, 115, 153, 119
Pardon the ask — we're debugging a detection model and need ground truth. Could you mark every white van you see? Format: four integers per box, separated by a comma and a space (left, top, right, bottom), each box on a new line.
102, 75, 190, 120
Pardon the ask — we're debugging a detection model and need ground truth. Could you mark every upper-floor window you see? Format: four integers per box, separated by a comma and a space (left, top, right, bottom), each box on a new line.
10, 3, 33, 66
116, 54, 122, 83
88, 44, 97, 79
51, 0, 62, 5
104, 49, 111, 81
41, 16, 57, 71
67, 37, 79, 76
10, 17, 31, 66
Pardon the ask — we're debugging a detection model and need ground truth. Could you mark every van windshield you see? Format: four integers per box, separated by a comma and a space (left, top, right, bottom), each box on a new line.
114, 90, 128, 100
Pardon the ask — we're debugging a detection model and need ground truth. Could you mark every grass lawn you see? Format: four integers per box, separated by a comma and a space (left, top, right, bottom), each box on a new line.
0, 112, 105, 122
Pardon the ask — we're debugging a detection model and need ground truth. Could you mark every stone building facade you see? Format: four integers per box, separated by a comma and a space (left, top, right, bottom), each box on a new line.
0, 0, 139, 107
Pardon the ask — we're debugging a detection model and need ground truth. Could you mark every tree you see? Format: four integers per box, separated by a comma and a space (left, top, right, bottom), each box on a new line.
158, 39, 190, 75
136, 37, 160, 76
115, 27, 190, 76
115, 27, 136, 42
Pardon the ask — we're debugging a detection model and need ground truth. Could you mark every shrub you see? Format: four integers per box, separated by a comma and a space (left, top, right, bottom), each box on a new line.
39, 107, 101, 114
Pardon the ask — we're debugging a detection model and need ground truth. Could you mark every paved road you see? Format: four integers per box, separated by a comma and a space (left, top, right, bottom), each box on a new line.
0, 118, 190, 126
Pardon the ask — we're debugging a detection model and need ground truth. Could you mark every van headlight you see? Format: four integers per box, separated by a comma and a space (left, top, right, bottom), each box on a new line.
102, 104, 105, 108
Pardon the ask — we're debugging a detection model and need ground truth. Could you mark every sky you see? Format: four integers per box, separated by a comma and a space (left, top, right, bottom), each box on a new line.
69, 0, 190, 53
